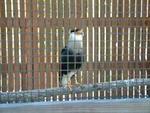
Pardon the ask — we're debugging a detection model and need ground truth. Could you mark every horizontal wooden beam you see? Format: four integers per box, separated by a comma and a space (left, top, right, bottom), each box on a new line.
0, 17, 149, 27
0, 78, 150, 103
0, 61, 148, 73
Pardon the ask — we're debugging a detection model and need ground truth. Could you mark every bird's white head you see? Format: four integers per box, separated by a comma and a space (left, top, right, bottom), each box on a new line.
69, 29, 84, 40
67, 29, 84, 51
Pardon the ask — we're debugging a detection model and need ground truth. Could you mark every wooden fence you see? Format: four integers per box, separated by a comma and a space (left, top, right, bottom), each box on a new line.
0, 0, 150, 99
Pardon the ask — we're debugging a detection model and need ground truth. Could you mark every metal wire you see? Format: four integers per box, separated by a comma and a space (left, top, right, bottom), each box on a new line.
0, 0, 150, 104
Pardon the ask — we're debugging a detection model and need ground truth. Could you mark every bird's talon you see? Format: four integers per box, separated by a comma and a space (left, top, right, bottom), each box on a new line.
76, 82, 80, 85
64, 85, 72, 89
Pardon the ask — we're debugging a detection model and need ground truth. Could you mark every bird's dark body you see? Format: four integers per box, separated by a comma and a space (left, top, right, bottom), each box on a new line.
59, 46, 84, 81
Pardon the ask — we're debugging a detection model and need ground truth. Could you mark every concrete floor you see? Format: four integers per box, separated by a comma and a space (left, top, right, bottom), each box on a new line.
0, 98, 150, 113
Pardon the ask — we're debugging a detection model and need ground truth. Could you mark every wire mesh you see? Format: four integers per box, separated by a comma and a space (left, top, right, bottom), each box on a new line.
0, 0, 150, 103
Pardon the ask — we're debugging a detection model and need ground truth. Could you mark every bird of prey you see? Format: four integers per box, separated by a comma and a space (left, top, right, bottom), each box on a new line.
59, 28, 84, 88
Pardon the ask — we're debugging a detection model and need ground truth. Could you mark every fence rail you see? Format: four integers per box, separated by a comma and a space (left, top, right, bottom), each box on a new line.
0, 0, 150, 103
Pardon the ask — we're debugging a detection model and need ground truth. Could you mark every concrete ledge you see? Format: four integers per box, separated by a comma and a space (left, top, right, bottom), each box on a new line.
1, 78, 150, 103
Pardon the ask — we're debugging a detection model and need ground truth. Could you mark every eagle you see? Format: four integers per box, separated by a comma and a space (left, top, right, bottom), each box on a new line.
59, 28, 84, 88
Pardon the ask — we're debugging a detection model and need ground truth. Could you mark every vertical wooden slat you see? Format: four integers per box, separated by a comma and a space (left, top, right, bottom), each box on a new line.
69, 0, 75, 30
81, 0, 88, 100
45, 0, 52, 102
32, 0, 39, 90
20, 0, 27, 91
147, 0, 150, 97
39, 0, 45, 89
70, 0, 75, 18
117, 0, 123, 98
13, 0, 20, 91
69, 0, 76, 101
76, 0, 81, 18
63, 0, 70, 101
111, 0, 117, 99
24, 0, 33, 90
140, 28, 146, 97
58, 0, 63, 101
123, 0, 129, 98
45, 0, 52, 89
129, 0, 135, 98
100, 0, 105, 99
141, 0, 148, 98
105, 0, 111, 99
76, 0, 82, 100
147, 26, 150, 97
52, 0, 57, 88
93, 0, 99, 99
134, 0, 141, 98
0, 0, 7, 92
51, 0, 58, 101
87, 0, 93, 99
7, 0, 14, 92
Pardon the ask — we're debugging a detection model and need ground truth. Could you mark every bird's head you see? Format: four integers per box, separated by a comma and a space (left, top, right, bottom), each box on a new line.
70, 28, 84, 36
69, 28, 84, 40
67, 28, 84, 51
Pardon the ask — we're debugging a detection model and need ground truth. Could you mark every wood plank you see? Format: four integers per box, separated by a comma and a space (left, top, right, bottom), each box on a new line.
117, 0, 123, 99
20, 0, 27, 91
32, 0, 40, 90
100, 0, 105, 99
45, 0, 52, 89
147, 0, 150, 97
76, 0, 82, 100
69, 0, 76, 101
87, 0, 93, 100
147, 27, 150, 97
1, 17, 149, 27
140, 26, 147, 97
122, 0, 129, 98
134, 0, 141, 98
57, 0, 63, 101
70, 0, 75, 18
24, 0, 33, 90
105, 0, 111, 99
13, 0, 20, 91
7, 0, 14, 92
93, 0, 99, 99
81, 0, 88, 100
0, 0, 7, 92
128, 0, 135, 98
111, 0, 117, 99
63, 0, 70, 101
39, 0, 45, 89
76, 0, 81, 18
51, 0, 58, 101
